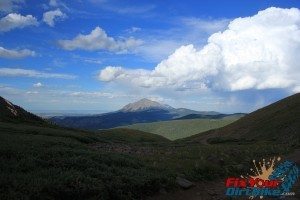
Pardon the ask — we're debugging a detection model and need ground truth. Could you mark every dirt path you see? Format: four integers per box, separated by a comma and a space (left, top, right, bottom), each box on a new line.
147, 149, 300, 200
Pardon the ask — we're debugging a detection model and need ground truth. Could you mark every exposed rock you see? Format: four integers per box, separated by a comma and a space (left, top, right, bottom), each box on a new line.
176, 177, 194, 189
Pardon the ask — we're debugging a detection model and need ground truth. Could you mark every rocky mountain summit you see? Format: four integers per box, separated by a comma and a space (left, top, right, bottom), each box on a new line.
120, 98, 172, 112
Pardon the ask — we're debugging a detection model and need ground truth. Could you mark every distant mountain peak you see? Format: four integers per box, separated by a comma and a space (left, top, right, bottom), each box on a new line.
120, 98, 173, 112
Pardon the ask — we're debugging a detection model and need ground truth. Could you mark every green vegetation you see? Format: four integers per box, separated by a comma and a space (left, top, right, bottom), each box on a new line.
119, 118, 239, 140
0, 121, 295, 200
99, 128, 170, 143
0, 122, 173, 200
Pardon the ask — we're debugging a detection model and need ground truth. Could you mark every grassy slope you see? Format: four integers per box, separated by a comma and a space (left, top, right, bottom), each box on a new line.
0, 122, 172, 200
184, 93, 300, 145
98, 128, 170, 143
0, 121, 295, 200
119, 118, 239, 140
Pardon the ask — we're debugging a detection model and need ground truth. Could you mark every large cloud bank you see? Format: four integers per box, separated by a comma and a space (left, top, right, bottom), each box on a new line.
99, 7, 300, 92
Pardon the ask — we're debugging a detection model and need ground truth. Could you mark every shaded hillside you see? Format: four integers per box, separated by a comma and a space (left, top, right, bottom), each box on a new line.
171, 109, 220, 118
120, 118, 240, 140
176, 113, 245, 120
0, 96, 45, 124
184, 93, 300, 144
51, 109, 176, 130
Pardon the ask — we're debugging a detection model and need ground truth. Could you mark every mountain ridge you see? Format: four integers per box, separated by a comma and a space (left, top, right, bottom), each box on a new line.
50, 98, 225, 130
0, 96, 45, 124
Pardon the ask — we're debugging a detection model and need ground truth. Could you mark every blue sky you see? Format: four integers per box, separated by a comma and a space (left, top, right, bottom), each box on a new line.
0, 0, 299, 113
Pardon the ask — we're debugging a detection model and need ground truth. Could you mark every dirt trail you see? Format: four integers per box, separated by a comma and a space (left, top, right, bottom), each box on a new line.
147, 149, 300, 200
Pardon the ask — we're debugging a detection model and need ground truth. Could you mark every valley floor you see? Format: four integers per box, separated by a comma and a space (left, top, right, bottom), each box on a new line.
119, 118, 239, 140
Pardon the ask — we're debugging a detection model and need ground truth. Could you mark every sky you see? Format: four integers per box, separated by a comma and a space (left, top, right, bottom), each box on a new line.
0, 0, 299, 113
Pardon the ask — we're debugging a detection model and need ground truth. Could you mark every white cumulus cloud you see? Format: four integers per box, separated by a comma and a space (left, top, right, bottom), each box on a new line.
33, 82, 43, 88
0, 13, 38, 32
99, 66, 124, 82
0, 46, 35, 58
98, 7, 300, 92
58, 26, 143, 53
43, 9, 66, 27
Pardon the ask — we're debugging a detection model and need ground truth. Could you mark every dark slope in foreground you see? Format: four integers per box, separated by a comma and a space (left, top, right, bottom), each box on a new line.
184, 93, 300, 144
0, 96, 45, 124
2, 119, 293, 200
0, 121, 172, 200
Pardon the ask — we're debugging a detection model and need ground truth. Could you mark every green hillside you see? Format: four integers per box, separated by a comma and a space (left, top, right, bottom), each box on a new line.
184, 93, 300, 145
0, 121, 173, 200
119, 118, 240, 140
